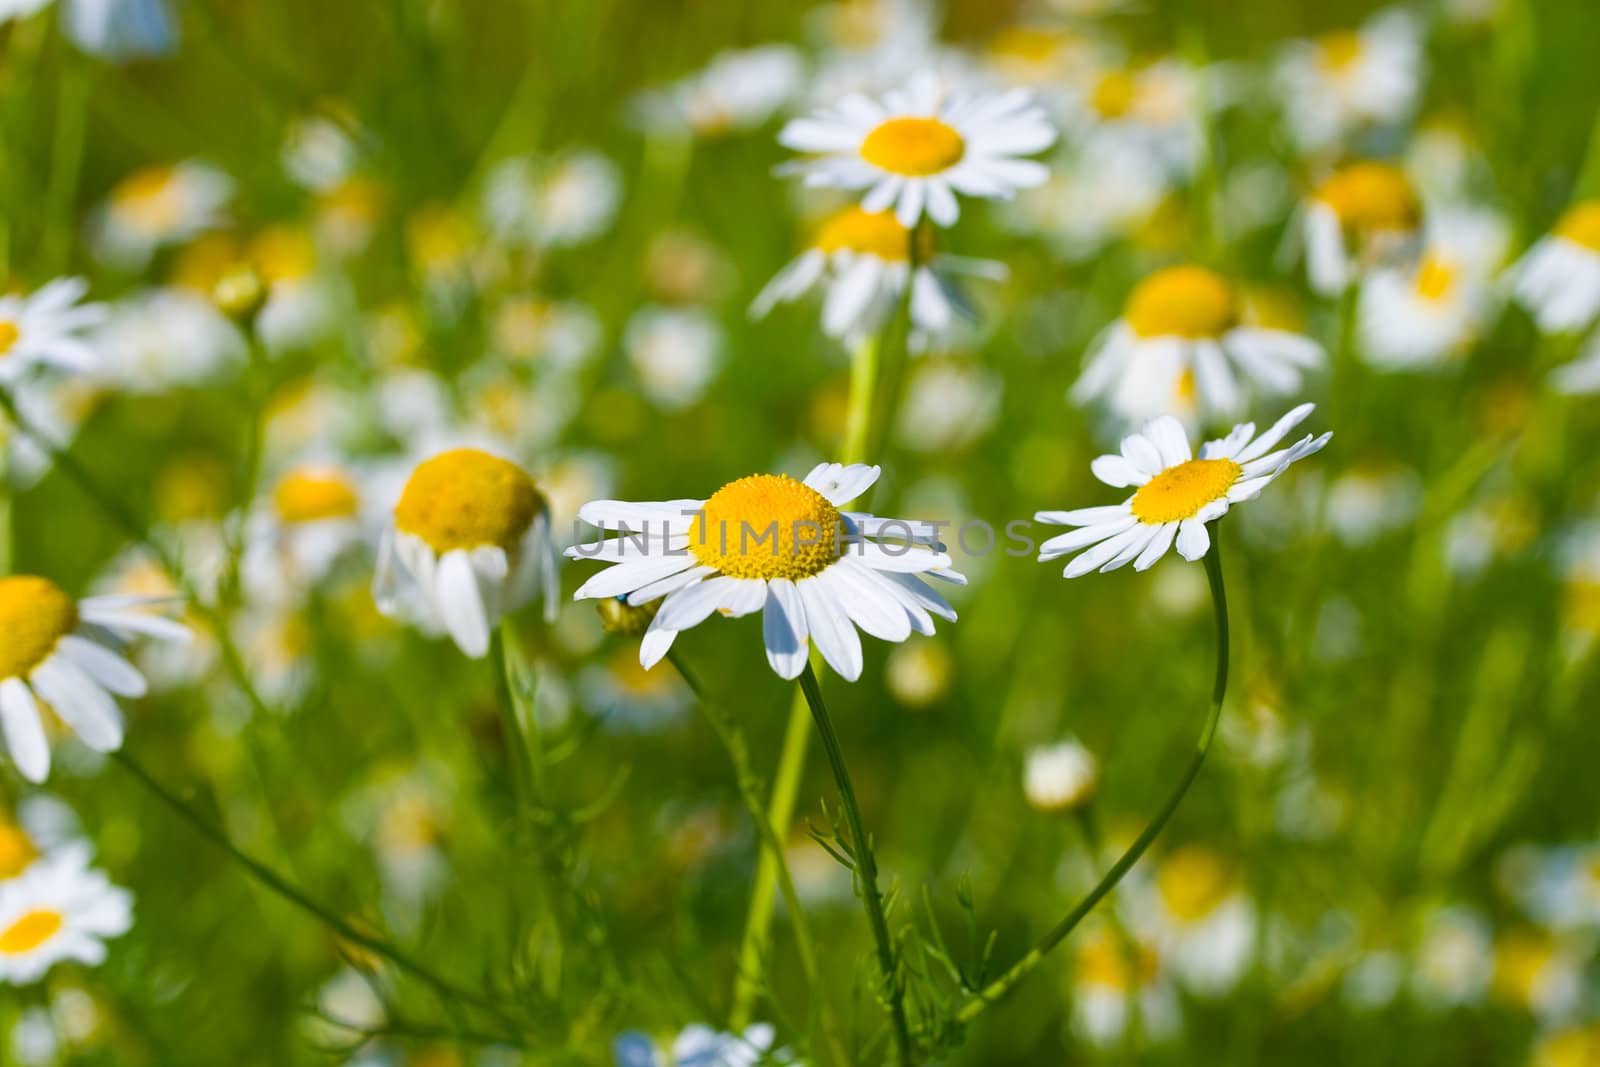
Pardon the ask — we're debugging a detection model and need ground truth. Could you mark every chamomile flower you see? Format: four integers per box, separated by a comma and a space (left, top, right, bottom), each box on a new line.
483, 151, 622, 250
374, 449, 560, 659
624, 307, 723, 411
0, 576, 189, 783
1359, 207, 1510, 369
0, 279, 105, 385
1274, 10, 1423, 153
1062, 58, 1204, 179
1141, 844, 1255, 995
1410, 906, 1493, 1009
1010, 137, 1168, 261
568, 462, 963, 682
1037, 405, 1331, 577
1023, 737, 1100, 812
895, 359, 1003, 452
1299, 162, 1422, 296
0, 847, 132, 985
632, 46, 805, 139
578, 646, 691, 732
1073, 265, 1325, 425
751, 206, 1004, 345
92, 162, 231, 268
239, 462, 369, 603
779, 73, 1056, 228
1070, 921, 1182, 1049
88, 288, 244, 393
1509, 201, 1600, 334
1489, 928, 1584, 1022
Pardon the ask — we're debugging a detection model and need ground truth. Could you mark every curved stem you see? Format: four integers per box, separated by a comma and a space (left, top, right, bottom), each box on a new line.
112, 750, 522, 1031
799, 662, 914, 1066
953, 523, 1230, 1026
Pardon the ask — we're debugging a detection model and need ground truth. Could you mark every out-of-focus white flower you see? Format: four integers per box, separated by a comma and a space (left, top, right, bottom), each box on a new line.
1060, 59, 1203, 180
484, 151, 622, 249
89, 288, 244, 392
1274, 11, 1423, 153
632, 46, 805, 138
624, 307, 723, 411
578, 645, 691, 732
92, 163, 230, 268
63, 0, 176, 60
492, 297, 602, 372
281, 112, 359, 192
884, 638, 953, 708
895, 359, 1002, 452
1411, 906, 1493, 1009
1070, 921, 1182, 1049
1489, 928, 1585, 1022
1510, 200, 1600, 335
1009, 138, 1168, 261
1324, 462, 1421, 545
240, 461, 372, 604
1023, 737, 1099, 812
1140, 845, 1256, 995
1299, 161, 1422, 296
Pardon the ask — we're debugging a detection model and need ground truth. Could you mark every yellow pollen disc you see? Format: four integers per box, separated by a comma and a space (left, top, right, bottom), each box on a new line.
1124, 265, 1238, 339
0, 577, 78, 681
1156, 845, 1236, 922
251, 225, 317, 285
860, 117, 966, 177
1554, 201, 1600, 253
689, 474, 842, 581
113, 166, 181, 231
1075, 928, 1158, 990
394, 449, 542, 554
1315, 163, 1421, 233
274, 467, 360, 524
0, 909, 64, 955
1493, 931, 1553, 1004
988, 26, 1065, 65
813, 206, 931, 262
0, 822, 39, 880
1131, 459, 1241, 525
1091, 70, 1138, 119
0, 319, 19, 358
1318, 30, 1366, 72
1413, 254, 1458, 302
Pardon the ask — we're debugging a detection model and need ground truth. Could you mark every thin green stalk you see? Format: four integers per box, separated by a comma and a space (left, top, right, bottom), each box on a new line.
841, 335, 881, 467
494, 615, 546, 808
42, 51, 92, 276
0, 445, 11, 576
953, 523, 1231, 1026
111, 749, 522, 1032
799, 662, 914, 1066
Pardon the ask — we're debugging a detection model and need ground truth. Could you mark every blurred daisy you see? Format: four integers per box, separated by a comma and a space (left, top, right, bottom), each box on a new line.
577, 645, 691, 732
1359, 207, 1510, 369
1274, 11, 1423, 153
568, 462, 963, 682
1070, 922, 1181, 1049
281, 111, 360, 192
92, 162, 231, 268
1300, 162, 1422, 296
0, 814, 40, 881
1489, 928, 1584, 1022
0, 847, 132, 985
0, 279, 105, 384
492, 297, 602, 371
374, 449, 559, 659
1010, 138, 1168, 261
3, 378, 95, 491
62, 0, 176, 60
1023, 737, 1099, 813
984, 25, 1099, 97
1551, 332, 1600, 395
1063, 59, 1203, 179
1410, 906, 1493, 1009
89, 288, 244, 392
1073, 265, 1325, 425
1532, 1026, 1600, 1067
751, 206, 1004, 345
895, 359, 1003, 452
1039, 406, 1331, 578
632, 46, 805, 139
0, 576, 189, 783
484, 151, 622, 250
1143, 844, 1255, 995
1324, 462, 1422, 546
884, 638, 953, 708
624, 307, 723, 411
1510, 201, 1600, 334
780, 73, 1056, 228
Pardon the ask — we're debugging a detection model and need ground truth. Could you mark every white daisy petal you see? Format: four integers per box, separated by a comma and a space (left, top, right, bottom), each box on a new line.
1175, 518, 1212, 561
762, 578, 809, 680
796, 575, 863, 682
30, 657, 125, 752
436, 550, 491, 658
0, 678, 51, 783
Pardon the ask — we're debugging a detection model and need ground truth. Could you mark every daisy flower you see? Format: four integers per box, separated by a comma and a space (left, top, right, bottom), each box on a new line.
1140, 844, 1255, 996
1023, 737, 1100, 813
632, 46, 805, 139
1359, 207, 1509, 369
240, 461, 373, 603
779, 72, 1056, 228
1070, 921, 1182, 1049
92, 162, 231, 268
750, 206, 1005, 345
1037, 405, 1331, 578
1509, 200, 1600, 334
483, 150, 622, 250
1274, 10, 1423, 153
567, 462, 963, 682
0, 279, 105, 385
0, 576, 189, 783
88, 288, 245, 393
373, 448, 559, 659
1009, 137, 1169, 262
1073, 265, 1325, 425
0, 846, 131, 985
623, 307, 724, 411
1062, 58, 1204, 180
1410, 906, 1493, 1010
1299, 161, 1422, 296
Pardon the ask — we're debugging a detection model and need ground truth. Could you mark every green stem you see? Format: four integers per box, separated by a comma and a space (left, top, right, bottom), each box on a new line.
42, 51, 92, 276
112, 750, 522, 1031
841, 335, 881, 467
953, 523, 1230, 1026
799, 662, 914, 1066
494, 615, 546, 807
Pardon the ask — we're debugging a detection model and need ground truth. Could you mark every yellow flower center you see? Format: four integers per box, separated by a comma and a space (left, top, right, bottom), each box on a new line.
113, 166, 182, 232
1315, 163, 1422, 234
988, 26, 1066, 66
1130, 459, 1240, 525
251, 225, 317, 284
689, 474, 842, 581
1537, 1028, 1600, 1067
860, 117, 966, 177
1075, 928, 1158, 990
1124, 265, 1238, 339
1554, 201, 1600, 253
1091, 70, 1138, 119
0, 576, 78, 681
1493, 931, 1553, 1005
274, 467, 360, 524
1318, 30, 1366, 73
1413, 254, 1459, 302
394, 450, 542, 555
0, 822, 39, 880
812, 206, 931, 262
0, 909, 64, 955
0, 319, 19, 358
1156, 845, 1236, 921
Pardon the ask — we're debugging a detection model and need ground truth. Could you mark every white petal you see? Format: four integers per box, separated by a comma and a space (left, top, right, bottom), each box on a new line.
1175, 518, 1211, 560
1132, 522, 1179, 571
29, 658, 125, 752
762, 579, 809, 680
0, 678, 50, 782
797, 576, 863, 682
1090, 454, 1148, 488
437, 550, 491, 658
822, 562, 911, 642
55, 636, 147, 698
571, 556, 698, 601
803, 462, 881, 506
